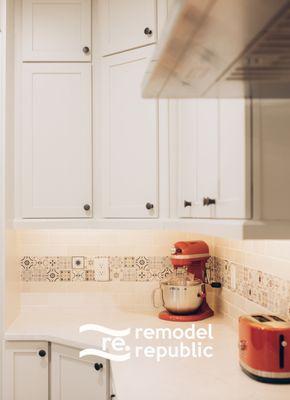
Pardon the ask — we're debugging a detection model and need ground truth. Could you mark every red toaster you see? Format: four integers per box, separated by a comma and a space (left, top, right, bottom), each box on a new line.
239, 314, 290, 383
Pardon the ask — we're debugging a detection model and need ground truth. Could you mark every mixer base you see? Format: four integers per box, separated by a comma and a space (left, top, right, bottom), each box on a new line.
158, 303, 214, 322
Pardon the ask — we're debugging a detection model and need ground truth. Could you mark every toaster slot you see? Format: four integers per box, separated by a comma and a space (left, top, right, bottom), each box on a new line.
252, 315, 271, 322
270, 315, 286, 322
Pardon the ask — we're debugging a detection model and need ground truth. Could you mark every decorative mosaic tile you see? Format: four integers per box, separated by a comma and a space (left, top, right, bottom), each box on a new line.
20, 256, 174, 283
19, 254, 290, 319
122, 267, 137, 281
59, 270, 71, 282
208, 256, 290, 320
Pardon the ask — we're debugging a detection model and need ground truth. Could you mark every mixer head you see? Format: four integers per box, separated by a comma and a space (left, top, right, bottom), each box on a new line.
171, 241, 210, 267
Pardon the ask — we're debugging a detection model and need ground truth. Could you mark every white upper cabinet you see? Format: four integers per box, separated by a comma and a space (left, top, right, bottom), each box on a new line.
176, 99, 251, 220
101, 46, 159, 218
4, 341, 49, 400
100, 0, 157, 55
22, 0, 91, 61
22, 63, 92, 218
216, 99, 251, 219
195, 99, 219, 218
176, 100, 196, 218
253, 99, 290, 221
51, 344, 109, 400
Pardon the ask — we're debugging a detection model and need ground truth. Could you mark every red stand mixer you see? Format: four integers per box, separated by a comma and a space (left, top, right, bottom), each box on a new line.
154, 241, 219, 322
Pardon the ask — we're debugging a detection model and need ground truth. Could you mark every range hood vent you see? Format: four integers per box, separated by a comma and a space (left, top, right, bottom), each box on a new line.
143, 0, 290, 98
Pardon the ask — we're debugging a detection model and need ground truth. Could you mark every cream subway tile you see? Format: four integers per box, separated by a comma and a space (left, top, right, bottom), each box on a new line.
214, 237, 229, 248
153, 231, 188, 246
116, 230, 154, 246
232, 250, 245, 265
227, 303, 246, 320
74, 230, 112, 246
48, 230, 88, 246
243, 240, 254, 253
270, 240, 290, 260
271, 259, 290, 281
98, 245, 135, 256
66, 245, 102, 256
264, 240, 283, 258
252, 240, 266, 255
17, 229, 50, 245
18, 244, 67, 257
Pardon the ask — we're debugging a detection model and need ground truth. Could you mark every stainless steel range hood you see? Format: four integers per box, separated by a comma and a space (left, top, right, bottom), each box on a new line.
142, 0, 290, 98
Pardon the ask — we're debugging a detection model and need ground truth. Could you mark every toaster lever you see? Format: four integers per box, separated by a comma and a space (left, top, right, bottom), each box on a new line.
279, 335, 286, 369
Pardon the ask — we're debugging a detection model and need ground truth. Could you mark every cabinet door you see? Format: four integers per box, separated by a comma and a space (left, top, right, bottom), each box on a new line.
22, 63, 92, 218
216, 99, 251, 219
51, 344, 109, 400
193, 99, 219, 218
176, 99, 197, 218
101, 47, 159, 218
22, 0, 91, 61
100, 0, 157, 55
4, 341, 49, 400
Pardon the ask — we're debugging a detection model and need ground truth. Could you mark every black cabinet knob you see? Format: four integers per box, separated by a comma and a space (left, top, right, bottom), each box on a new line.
83, 204, 90, 211
146, 202, 154, 210
83, 46, 90, 54
38, 350, 46, 358
211, 282, 222, 288
203, 197, 216, 206
184, 200, 192, 208
144, 27, 153, 36
94, 363, 103, 371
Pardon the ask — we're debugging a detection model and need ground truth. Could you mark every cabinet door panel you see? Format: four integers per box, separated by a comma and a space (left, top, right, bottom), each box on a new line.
193, 99, 219, 218
255, 99, 290, 220
51, 344, 109, 400
22, 64, 92, 218
101, 0, 157, 55
23, 0, 91, 61
102, 47, 159, 218
4, 342, 49, 400
216, 99, 251, 219
176, 100, 197, 217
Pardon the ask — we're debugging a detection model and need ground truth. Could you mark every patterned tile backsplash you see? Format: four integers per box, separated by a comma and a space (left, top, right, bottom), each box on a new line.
20, 255, 290, 319
20, 256, 173, 282
209, 256, 290, 320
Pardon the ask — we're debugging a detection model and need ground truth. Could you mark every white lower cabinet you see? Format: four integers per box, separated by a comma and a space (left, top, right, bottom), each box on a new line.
4, 341, 49, 400
175, 98, 251, 220
101, 46, 160, 218
4, 342, 109, 400
51, 343, 109, 400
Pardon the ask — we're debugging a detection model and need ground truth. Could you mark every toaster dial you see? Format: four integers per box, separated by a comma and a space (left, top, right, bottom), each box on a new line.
239, 340, 247, 351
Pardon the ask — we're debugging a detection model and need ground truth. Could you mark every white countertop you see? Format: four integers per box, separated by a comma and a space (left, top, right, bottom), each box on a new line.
5, 305, 290, 400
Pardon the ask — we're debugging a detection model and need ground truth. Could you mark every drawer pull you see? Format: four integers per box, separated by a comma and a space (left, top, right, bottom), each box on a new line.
203, 197, 216, 206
